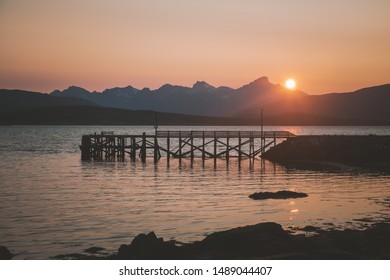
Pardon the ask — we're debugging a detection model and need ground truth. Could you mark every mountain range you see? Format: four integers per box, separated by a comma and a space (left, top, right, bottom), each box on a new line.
50, 76, 307, 117
1, 77, 389, 125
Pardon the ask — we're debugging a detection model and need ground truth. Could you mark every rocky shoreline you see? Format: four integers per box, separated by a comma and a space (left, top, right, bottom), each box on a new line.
59, 221, 390, 260
3, 221, 389, 260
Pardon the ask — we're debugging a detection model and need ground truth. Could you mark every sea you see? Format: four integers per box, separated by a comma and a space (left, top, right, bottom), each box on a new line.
1, 125, 390, 259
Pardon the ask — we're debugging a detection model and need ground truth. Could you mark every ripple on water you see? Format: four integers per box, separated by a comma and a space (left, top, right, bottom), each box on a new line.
1, 126, 390, 259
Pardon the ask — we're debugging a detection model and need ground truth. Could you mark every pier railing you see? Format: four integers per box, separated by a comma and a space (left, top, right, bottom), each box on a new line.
155, 130, 294, 138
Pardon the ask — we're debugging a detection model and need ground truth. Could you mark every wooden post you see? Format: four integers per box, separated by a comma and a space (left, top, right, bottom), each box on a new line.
141, 133, 146, 163
238, 132, 242, 161
274, 131, 276, 146
99, 136, 103, 160
167, 132, 170, 163
131, 137, 136, 161
179, 131, 182, 163
81, 136, 91, 160
214, 131, 217, 166
190, 132, 194, 160
116, 137, 119, 160
226, 134, 230, 161
202, 131, 205, 160
154, 136, 158, 163
214, 131, 217, 157
96, 136, 102, 160
250, 134, 254, 158
118, 137, 124, 161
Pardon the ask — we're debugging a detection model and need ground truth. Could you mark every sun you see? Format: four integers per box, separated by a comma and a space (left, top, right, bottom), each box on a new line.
284, 79, 296, 90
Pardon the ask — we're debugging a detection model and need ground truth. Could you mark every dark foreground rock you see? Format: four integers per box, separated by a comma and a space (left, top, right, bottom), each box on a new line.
249, 190, 308, 200
0, 246, 13, 260
117, 232, 180, 259
84, 247, 105, 254
53, 222, 390, 260
110, 222, 390, 260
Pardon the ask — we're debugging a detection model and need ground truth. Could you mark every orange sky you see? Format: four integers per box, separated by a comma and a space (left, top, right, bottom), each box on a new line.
0, 0, 389, 94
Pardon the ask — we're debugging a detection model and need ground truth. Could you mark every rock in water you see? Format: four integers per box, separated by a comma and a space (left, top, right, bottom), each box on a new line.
249, 190, 308, 200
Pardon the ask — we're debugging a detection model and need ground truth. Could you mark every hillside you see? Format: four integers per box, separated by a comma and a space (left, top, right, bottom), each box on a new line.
0, 106, 240, 125
236, 84, 390, 123
1, 80, 390, 125
1, 106, 386, 126
0, 89, 96, 113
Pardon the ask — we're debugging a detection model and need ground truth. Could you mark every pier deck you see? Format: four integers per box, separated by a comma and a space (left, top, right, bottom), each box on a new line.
80, 130, 295, 162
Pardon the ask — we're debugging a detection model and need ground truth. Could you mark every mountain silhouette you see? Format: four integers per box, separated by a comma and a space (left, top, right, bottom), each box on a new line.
50, 76, 307, 116
1, 78, 390, 125
236, 84, 390, 122
0, 89, 96, 113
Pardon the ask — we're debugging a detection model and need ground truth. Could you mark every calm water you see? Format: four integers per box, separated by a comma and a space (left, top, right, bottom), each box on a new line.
1, 126, 390, 259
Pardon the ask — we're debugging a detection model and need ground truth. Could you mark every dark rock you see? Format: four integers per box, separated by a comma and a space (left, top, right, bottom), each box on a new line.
301, 226, 319, 232
0, 246, 13, 260
52, 253, 90, 260
116, 231, 180, 259
190, 222, 294, 259
53, 222, 390, 260
361, 223, 390, 258
249, 190, 308, 200
261, 136, 390, 169
84, 246, 105, 254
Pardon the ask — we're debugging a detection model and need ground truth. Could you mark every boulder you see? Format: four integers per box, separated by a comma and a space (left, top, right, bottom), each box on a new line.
0, 246, 12, 260
84, 247, 105, 254
192, 222, 294, 258
116, 231, 179, 259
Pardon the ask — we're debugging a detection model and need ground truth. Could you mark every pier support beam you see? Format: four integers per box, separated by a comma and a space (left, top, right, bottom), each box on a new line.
238, 132, 242, 161
131, 137, 136, 162
81, 136, 91, 160
202, 131, 205, 160
190, 132, 194, 160
167, 133, 170, 163
226, 136, 230, 161
214, 132, 217, 166
141, 133, 146, 163
154, 136, 159, 163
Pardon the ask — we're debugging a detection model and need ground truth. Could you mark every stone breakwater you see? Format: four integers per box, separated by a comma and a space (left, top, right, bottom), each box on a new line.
261, 135, 390, 166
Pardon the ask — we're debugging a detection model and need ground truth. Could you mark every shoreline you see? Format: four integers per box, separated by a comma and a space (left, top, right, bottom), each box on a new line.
2, 219, 389, 260
46, 220, 390, 260
3, 220, 389, 260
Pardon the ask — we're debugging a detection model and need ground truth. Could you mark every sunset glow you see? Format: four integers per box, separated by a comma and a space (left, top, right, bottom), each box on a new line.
0, 1, 389, 94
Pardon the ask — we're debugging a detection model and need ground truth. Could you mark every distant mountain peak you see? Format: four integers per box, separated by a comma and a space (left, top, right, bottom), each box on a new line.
158, 84, 174, 90
251, 76, 270, 86
51, 86, 91, 96
66, 86, 92, 95
66, 86, 89, 92
192, 81, 216, 91
102, 85, 139, 95
238, 76, 273, 93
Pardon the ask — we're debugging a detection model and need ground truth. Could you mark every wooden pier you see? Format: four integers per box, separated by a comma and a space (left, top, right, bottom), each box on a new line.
80, 130, 295, 162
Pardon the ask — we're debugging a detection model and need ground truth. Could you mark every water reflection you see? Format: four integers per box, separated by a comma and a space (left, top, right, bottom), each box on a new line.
1, 126, 390, 259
